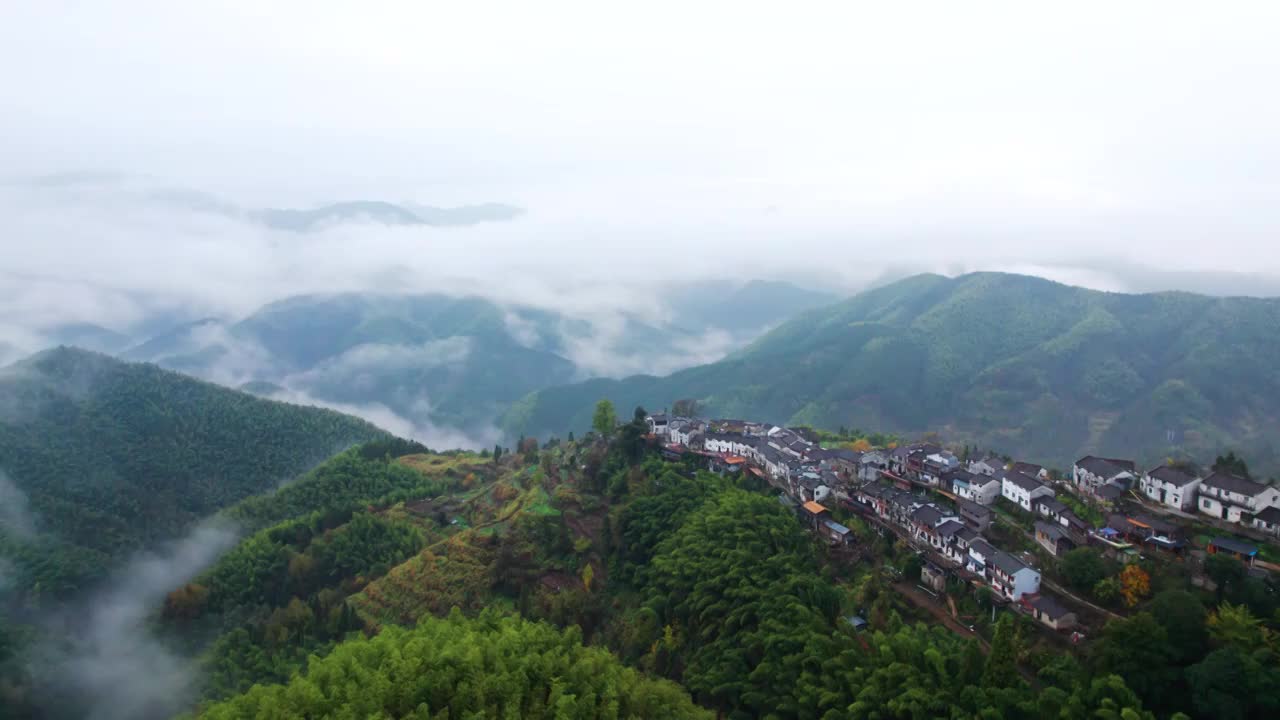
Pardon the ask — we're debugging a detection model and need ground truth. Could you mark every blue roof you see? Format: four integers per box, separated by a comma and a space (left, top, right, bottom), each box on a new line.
823, 519, 851, 535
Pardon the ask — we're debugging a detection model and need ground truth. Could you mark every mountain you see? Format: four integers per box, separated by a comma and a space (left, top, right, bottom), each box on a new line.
252, 201, 521, 231
504, 272, 1280, 475
665, 279, 838, 335
0, 347, 388, 598
123, 294, 579, 437
121, 284, 831, 441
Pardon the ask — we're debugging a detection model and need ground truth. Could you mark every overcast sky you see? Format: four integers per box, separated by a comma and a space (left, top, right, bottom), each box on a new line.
3, 2, 1280, 344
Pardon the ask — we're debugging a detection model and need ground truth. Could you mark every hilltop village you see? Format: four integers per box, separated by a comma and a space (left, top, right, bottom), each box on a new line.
645, 411, 1278, 634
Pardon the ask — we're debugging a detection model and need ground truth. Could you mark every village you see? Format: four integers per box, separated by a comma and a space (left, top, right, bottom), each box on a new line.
644, 411, 1278, 638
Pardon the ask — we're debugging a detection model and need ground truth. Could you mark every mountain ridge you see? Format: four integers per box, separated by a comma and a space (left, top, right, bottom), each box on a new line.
503, 271, 1280, 476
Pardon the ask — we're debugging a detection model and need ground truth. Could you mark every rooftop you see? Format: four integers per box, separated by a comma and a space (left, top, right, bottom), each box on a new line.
802, 500, 829, 516
1211, 536, 1259, 556
1030, 594, 1072, 620
1202, 471, 1270, 498
1147, 465, 1200, 488
1004, 470, 1047, 493
1076, 456, 1136, 478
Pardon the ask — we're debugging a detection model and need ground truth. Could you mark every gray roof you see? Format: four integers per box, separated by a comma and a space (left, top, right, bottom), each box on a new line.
991, 550, 1030, 575
911, 505, 945, 527
1254, 506, 1280, 524
1037, 497, 1068, 514
777, 494, 798, 508
1004, 471, 1048, 493
935, 519, 965, 537
954, 526, 979, 543
1097, 484, 1125, 500
969, 539, 998, 558
1076, 456, 1136, 478
1211, 536, 1259, 555
1147, 465, 1200, 488
1012, 462, 1044, 476
958, 499, 991, 518
1035, 521, 1068, 542
1031, 594, 1073, 620
1202, 471, 1269, 498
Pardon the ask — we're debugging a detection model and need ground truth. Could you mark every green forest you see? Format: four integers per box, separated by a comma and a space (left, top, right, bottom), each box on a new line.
121, 413, 1272, 719
504, 272, 1280, 477
0, 347, 387, 601
4, 364, 1278, 718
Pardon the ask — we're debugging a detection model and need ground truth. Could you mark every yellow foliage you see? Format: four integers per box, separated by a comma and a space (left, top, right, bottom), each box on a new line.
1119, 564, 1150, 607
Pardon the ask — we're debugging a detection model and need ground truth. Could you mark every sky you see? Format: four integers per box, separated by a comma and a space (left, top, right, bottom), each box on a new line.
2, 2, 1280, 344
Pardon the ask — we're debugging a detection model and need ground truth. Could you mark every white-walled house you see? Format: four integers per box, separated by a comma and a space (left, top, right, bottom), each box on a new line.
1253, 507, 1280, 537
989, 551, 1041, 601
968, 457, 1002, 477
1141, 465, 1202, 512
645, 413, 669, 437
1073, 456, 1136, 496
1198, 472, 1280, 524
1001, 471, 1054, 512
963, 474, 1002, 506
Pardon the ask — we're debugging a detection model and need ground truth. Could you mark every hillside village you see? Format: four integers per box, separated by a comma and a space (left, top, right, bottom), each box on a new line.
645, 411, 1278, 635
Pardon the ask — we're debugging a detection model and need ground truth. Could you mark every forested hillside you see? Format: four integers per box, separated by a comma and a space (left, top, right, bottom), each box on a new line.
128, 421, 1200, 720
0, 347, 387, 600
505, 272, 1280, 475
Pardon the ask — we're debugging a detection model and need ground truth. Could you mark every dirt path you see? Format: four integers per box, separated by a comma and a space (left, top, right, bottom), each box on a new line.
894, 581, 988, 650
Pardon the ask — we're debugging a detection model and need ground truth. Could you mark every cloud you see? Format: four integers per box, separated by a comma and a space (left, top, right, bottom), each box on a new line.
265, 387, 500, 451
33, 520, 240, 720
0, 470, 36, 540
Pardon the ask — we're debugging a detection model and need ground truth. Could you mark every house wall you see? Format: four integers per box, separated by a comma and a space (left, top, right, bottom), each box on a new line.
1009, 568, 1041, 600
1038, 610, 1078, 630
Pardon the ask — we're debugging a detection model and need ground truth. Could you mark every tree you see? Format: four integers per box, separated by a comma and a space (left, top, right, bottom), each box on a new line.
1061, 548, 1108, 592
493, 444, 503, 463
671, 399, 699, 417
849, 438, 873, 452
593, 399, 618, 439
1093, 577, 1120, 606
1206, 553, 1247, 601
1186, 646, 1278, 720
1090, 613, 1177, 706
1212, 451, 1250, 479
581, 563, 595, 592
634, 406, 648, 423
982, 615, 1023, 689
1148, 590, 1207, 664
1119, 565, 1150, 607
1207, 603, 1271, 652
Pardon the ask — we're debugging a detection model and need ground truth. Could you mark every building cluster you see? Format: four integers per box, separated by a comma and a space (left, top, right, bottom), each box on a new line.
647, 412, 1274, 633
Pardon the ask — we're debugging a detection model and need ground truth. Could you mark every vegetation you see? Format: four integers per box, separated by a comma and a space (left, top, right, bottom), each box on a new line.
504, 271, 1280, 476
0, 347, 387, 600
193, 611, 710, 719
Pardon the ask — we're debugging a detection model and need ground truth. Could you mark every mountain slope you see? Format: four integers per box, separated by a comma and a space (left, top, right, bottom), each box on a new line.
504, 272, 1280, 474
0, 347, 388, 597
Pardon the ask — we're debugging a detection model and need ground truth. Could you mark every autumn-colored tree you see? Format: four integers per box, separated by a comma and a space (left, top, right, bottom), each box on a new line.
162, 582, 210, 620
581, 562, 595, 592
1119, 565, 1151, 607
849, 438, 873, 452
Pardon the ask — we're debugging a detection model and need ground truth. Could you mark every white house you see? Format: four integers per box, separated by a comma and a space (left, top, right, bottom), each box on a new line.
645, 413, 669, 437
962, 473, 1002, 506
1252, 506, 1280, 537
1141, 465, 1202, 511
989, 551, 1041, 601
1073, 456, 1136, 496
859, 451, 888, 482
1198, 471, 1280, 524
1002, 471, 1054, 512
968, 456, 1002, 477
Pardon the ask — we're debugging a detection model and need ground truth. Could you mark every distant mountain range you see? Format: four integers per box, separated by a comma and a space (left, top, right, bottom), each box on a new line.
112, 281, 836, 443
504, 272, 1280, 476
10, 172, 525, 231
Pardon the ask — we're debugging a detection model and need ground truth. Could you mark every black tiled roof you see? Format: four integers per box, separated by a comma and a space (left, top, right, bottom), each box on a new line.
1147, 465, 1200, 488
1202, 471, 1269, 498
